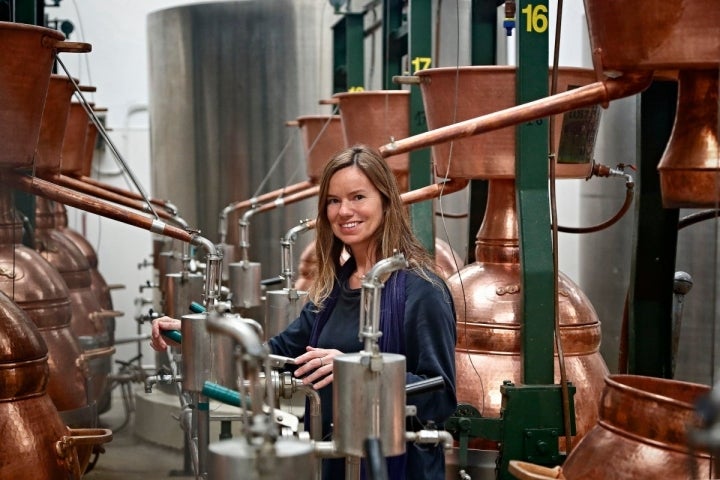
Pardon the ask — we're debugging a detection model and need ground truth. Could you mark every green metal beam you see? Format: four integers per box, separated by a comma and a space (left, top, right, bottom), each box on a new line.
628, 80, 679, 377
407, 0, 434, 253
332, 13, 365, 93
516, 0, 554, 385
465, 0, 498, 263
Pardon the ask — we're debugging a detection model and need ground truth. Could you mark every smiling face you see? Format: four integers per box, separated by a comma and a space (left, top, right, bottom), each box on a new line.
326, 165, 384, 258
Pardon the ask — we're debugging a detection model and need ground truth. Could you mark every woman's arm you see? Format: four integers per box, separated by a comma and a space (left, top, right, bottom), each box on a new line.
403, 273, 458, 424
266, 301, 318, 358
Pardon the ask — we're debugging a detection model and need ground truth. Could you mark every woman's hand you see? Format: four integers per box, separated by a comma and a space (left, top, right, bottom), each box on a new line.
150, 316, 182, 351
293, 346, 342, 390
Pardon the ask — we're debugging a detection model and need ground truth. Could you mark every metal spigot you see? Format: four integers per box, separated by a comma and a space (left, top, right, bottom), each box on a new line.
144, 369, 180, 393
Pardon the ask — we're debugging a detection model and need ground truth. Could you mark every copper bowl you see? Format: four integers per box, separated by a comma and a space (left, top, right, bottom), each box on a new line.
562, 375, 711, 479
294, 115, 345, 183
333, 90, 411, 190
36, 75, 76, 173
416, 66, 599, 180
0, 22, 89, 169
584, 0, 720, 73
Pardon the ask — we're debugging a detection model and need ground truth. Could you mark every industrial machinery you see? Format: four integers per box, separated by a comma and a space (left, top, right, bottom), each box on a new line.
1, 0, 719, 479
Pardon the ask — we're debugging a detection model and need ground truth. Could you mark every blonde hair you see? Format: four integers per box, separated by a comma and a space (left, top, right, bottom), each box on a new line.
308, 145, 436, 307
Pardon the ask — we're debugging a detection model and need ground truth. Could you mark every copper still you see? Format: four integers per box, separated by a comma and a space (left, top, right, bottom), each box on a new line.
54, 202, 114, 310
451, 179, 607, 449
292, 114, 345, 183
582, 0, 720, 208
61, 93, 95, 176
561, 375, 711, 479
0, 190, 93, 427
657, 69, 720, 208
0, 21, 88, 169
333, 90, 411, 192
416, 66, 599, 180
34, 196, 116, 415
0, 289, 112, 479
36, 74, 77, 173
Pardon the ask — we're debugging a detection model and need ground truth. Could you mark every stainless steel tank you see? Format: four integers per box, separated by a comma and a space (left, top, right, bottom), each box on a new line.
147, 0, 334, 279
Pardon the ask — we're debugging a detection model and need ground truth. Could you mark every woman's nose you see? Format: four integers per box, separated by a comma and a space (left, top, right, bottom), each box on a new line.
338, 200, 353, 216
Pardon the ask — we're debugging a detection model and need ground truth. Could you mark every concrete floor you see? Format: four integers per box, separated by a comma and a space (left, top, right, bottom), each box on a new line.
84, 390, 190, 480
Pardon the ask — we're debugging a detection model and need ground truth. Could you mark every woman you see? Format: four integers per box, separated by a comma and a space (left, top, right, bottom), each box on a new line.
152, 145, 457, 479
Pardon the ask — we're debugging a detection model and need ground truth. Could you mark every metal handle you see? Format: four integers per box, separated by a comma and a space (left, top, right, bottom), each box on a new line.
54, 40, 92, 53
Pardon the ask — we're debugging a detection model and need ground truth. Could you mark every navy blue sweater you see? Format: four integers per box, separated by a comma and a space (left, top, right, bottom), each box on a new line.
268, 269, 457, 480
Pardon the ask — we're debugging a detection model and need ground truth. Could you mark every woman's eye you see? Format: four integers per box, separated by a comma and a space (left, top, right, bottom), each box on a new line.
354, 194, 365, 201
327, 198, 339, 205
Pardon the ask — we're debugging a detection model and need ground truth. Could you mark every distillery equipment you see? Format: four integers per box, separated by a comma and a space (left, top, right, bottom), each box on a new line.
0, 190, 95, 430
0, 288, 112, 479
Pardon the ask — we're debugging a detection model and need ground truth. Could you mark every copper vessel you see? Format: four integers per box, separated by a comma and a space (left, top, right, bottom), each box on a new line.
562, 375, 711, 479
0, 22, 88, 169
292, 115, 345, 183
333, 90, 411, 191
61, 94, 95, 176
0, 190, 93, 424
583, 0, 719, 73
54, 202, 114, 310
450, 180, 608, 449
657, 69, 720, 208
0, 289, 112, 479
36, 75, 77, 173
416, 66, 599, 180
79, 107, 106, 178
34, 197, 116, 414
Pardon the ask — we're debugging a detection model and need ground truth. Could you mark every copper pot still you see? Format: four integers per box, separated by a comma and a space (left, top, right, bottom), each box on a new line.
657, 69, 720, 208
450, 179, 608, 451
292, 115, 345, 183
0, 289, 111, 479
416, 66, 600, 180
333, 90, 411, 192
0, 190, 91, 420
561, 375, 711, 479
34, 197, 116, 414
0, 21, 89, 169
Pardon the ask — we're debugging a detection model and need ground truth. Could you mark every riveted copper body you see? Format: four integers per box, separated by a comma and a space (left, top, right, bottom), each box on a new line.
562, 375, 711, 479
294, 115, 345, 183
0, 190, 92, 421
34, 197, 115, 414
333, 90, 411, 192
657, 69, 720, 208
449, 180, 608, 449
417, 67, 599, 180
54, 202, 114, 310
0, 289, 111, 479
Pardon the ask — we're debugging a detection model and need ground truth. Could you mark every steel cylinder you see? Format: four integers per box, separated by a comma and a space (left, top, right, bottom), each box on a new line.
333, 353, 406, 458
228, 261, 263, 310
181, 312, 237, 392
165, 272, 204, 319
208, 437, 316, 480
147, 0, 330, 280
263, 288, 308, 340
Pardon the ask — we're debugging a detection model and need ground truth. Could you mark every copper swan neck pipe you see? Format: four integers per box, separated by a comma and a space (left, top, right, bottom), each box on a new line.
379, 72, 653, 158
2, 171, 194, 244
74, 174, 176, 211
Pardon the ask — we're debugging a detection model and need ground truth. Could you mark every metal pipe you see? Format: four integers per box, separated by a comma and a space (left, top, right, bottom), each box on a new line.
281, 221, 311, 289
404, 429, 454, 450
56, 57, 160, 221
218, 180, 314, 243
359, 252, 409, 353
378, 73, 653, 159
2, 171, 194, 243
76, 174, 179, 215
